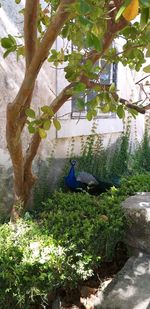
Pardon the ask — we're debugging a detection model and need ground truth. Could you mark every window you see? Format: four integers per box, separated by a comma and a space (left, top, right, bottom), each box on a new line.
72, 60, 118, 118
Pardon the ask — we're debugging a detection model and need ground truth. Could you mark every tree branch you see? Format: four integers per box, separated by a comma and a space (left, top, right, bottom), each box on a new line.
8, 0, 76, 115
22, 1, 130, 171
24, 0, 39, 68
83, 1, 128, 65
19, 0, 39, 129
24, 83, 75, 169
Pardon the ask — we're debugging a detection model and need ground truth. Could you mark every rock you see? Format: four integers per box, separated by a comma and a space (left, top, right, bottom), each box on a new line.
80, 286, 97, 298
52, 297, 61, 309
97, 253, 150, 309
122, 192, 150, 255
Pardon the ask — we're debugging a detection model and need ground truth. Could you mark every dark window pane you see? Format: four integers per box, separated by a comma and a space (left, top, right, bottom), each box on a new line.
100, 60, 111, 85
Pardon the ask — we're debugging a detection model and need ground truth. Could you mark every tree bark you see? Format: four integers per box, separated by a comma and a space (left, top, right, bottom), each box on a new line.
6, 0, 76, 221
6, 0, 146, 221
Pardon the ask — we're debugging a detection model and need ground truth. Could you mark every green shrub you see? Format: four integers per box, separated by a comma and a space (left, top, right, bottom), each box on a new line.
1, 173, 150, 308
33, 159, 52, 209
131, 129, 150, 174
119, 173, 150, 196
0, 191, 125, 308
108, 132, 130, 178
0, 220, 68, 308
40, 190, 124, 262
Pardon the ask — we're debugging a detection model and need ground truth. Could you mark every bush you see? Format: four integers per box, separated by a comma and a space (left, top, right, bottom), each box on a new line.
40, 190, 124, 262
1, 173, 150, 308
131, 129, 150, 174
0, 220, 67, 308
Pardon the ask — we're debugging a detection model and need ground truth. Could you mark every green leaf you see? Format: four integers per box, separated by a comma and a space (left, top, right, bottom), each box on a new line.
92, 109, 97, 117
25, 108, 36, 119
73, 82, 86, 92
109, 83, 116, 92
86, 111, 93, 121
92, 34, 102, 51
41, 106, 54, 116
140, 8, 150, 27
115, 0, 131, 21
129, 108, 139, 118
80, 0, 92, 14
117, 105, 125, 118
53, 119, 61, 130
3, 47, 16, 58
1, 37, 14, 49
146, 44, 150, 57
143, 64, 150, 73
28, 124, 36, 134
8, 34, 16, 45
86, 33, 101, 51
140, 0, 150, 8
79, 16, 93, 27
38, 128, 47, 139
43, 120, 51, 130
76, 98, 85, 111
101, 104, 110, 113
15, 0, 21, 3
17, 46, 25, 58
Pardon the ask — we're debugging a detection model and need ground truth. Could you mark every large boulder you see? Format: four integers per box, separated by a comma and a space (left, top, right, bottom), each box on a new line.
98, 253, 150, 309
122, 192, 150, 255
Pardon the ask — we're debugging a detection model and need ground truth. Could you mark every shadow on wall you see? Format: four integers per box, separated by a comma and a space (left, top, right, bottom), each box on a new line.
0, 165, 13, 222
0, 157, 67, 221
31, 157, 67, 211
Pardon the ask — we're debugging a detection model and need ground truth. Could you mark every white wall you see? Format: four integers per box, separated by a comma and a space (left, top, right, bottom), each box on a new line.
0, 1, 148, 165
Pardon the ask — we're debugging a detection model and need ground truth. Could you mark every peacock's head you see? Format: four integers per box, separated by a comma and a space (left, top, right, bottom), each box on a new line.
70, 159, 77, 166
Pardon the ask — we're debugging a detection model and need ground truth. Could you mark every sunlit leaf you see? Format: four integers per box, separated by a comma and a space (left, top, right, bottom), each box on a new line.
86, 111, 93, 121
25, 108, 36, 119
38, 128, 47, 139
115, 0, 131, 20
73, 82, 86, 92
43, 120, 51, 130
28, 124, 36, 134
41, 106, 54, 116
1, 37, 13, 49
53, 119, 61, 130
143, 65, 150, 73
117, 105, 125, 118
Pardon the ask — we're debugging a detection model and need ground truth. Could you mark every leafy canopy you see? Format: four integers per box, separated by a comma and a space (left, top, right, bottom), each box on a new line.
1, 0, 150, 136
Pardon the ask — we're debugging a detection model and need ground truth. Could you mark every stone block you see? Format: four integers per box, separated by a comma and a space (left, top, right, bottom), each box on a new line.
122, 193, 150, 255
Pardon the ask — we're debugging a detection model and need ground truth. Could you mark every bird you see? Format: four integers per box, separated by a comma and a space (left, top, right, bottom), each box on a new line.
65, 160, 120, 195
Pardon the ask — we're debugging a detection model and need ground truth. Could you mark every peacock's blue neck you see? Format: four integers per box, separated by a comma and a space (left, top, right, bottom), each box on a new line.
65, 164, 79, 190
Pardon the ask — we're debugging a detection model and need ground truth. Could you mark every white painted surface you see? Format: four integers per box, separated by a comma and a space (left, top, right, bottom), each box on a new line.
0, 1, 148, 164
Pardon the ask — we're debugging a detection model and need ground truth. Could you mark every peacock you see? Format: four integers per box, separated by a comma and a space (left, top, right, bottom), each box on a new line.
65, 160, 120, 195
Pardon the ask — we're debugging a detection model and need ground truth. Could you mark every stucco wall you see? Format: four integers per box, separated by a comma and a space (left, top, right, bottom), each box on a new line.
0, 1, 147, 214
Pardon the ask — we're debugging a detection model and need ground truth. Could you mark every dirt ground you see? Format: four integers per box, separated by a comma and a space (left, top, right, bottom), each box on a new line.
51, 241, 129, 309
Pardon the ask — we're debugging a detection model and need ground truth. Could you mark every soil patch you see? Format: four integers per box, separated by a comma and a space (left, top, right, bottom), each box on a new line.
51, 241, 129, 309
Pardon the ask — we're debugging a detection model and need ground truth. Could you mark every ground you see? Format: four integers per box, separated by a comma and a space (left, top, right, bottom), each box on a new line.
49, 241, 128, 309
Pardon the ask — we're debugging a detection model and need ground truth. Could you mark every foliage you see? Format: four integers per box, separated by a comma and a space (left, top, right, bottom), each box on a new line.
1, 0, 150, 130
108, 118, 131, 178
130, 116, 150, 174
118, 173, 150, 196
60, 114, 150, 188
131, 130, 150, 172
1, 172, 150, 308
0, 189, 125, 308
32, 159, 52, 210
0, 220, 67, 308
0, 0, 150, 215
60, 120, 131, 189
